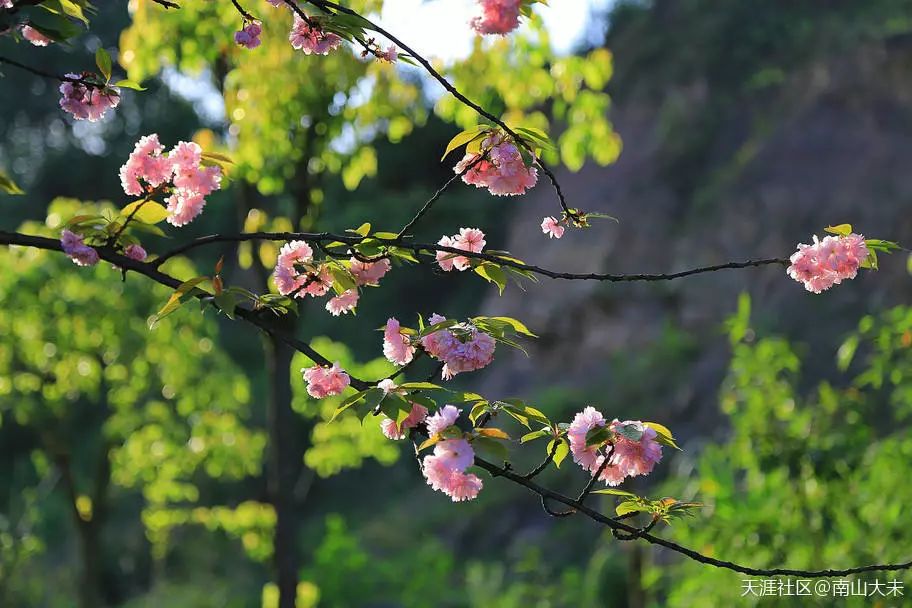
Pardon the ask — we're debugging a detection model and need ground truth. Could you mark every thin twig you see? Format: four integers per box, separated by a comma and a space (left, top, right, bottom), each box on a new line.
397, 151, 488, 238
305, 0, 577, 219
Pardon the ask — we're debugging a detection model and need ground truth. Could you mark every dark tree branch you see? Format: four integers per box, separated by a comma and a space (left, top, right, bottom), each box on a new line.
475, 456, 912, 578
304, 0, 578, 219
152, 230, 789, 283
0, 56, 99, 88
0, 231, 372, 390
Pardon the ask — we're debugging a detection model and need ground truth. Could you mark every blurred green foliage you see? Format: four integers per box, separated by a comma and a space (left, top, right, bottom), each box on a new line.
651, 298, 912, 606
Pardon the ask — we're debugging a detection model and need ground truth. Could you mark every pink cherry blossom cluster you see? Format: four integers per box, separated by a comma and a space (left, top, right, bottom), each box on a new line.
289, 13, 342, 55
454, 134, 537, 196
118, 135, 222, 227
235, 22, 262, 49
436, 227, 486, 271
422, 406, 483, 501
382, 316, 496, 379
273, 241, 391, 316
59, 74, 120, 122
22, 25, 52, 46
567, 406, 663, 486
421, 314, 496, 380
787, 233, 870, 293
541, 216, 565, 239
377, 381, 429, 440
1, 1, 13, 9
301, 362, 351, 399
60, 229, 100, 267
382, 318, 416, 365
470, 0, 522, 35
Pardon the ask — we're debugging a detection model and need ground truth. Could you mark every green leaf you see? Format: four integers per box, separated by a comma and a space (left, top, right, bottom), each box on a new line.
112, 79, 147, 91
482, 316, 537, 338
616, 423, 645, 442
121, 200, 170, 225
475, 427, 510, 440
824, 223, 853, 236
398, 381, 445, 391
149, 277, 209, 329
593, 489, 637, 497
214, 291, 238, 320
349, 222, 371, 237
95, 48, 112, 83
417, 318, 459, 338
0, 170, 24, 195
441, 126, 488, 161
472, 436, 509, 462
644, 422, 681, 451
616, 500, 649, 517
328, 264, 356, 294
520, 428, 549, 443
331, 389, 372, 422
469, 401, 489, 425
58, 0, 90, 25
549, 438, 569, 468
475, 263, 508, 295
585, 425, 611, 447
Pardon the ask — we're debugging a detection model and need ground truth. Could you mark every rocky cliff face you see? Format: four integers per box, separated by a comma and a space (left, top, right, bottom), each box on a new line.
480, 40, 912, 440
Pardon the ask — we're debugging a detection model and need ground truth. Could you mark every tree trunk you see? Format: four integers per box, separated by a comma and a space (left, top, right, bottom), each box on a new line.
56, 452, 108, 608
265, 329, 302, 608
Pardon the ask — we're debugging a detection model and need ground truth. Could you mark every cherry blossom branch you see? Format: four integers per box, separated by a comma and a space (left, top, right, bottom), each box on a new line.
230, 0, 256, 22
474, 456, 912, 578
302, 0, 578, 219
522, 439, 559, 479
153, 231, 790, 283
0, 56, 98, 88
4, 230, 908, 578
397, 151, 489, 238
0, 230, 374, 391
150, 0, 180, 9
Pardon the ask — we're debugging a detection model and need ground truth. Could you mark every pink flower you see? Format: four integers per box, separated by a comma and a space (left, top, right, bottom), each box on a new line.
470, 0, 521, 35
541, 216, 565, 239
118, 136, 221, 227
349, 257, 390, 286
380, 402, 428, 440
568, 406, 606, 473
426, 404, 460, 436
1, 0, 14, 9
382, 317, 415, 365
609, 420, 662, 478
60, 229, 100, 267
59, 75, 120, 122
435, 228, 486, 271
301, 362, 350, 399
124, 244, 147, 261
21, 25, 52, 46
289, 14, 341, 55
380, 44, 398, 62
454, 134, 537, 196
273, 241, 314, 295
326, 289, 359, 316
787, 233, 869, 293
164, 191, 206, 227
119, 134, 173, 196
422, 439, 482, 502
435, 235, 457, 271
235, 21, 262, 49
420, 316, 496, 380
